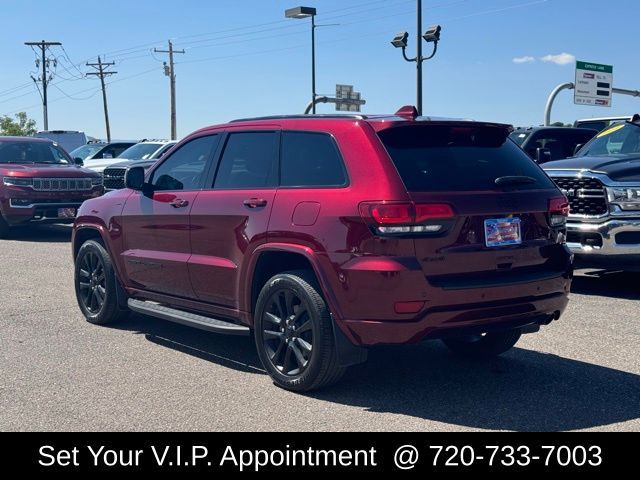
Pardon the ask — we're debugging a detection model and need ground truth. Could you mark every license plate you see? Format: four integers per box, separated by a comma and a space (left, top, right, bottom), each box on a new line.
484, 217, 521, 247
57, 208, 76, 219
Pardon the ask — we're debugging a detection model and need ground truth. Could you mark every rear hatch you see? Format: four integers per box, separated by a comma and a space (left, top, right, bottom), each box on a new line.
375, 123, 569, 289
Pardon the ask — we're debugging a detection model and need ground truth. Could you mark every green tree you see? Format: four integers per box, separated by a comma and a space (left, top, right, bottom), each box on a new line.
0, 112, 38, 136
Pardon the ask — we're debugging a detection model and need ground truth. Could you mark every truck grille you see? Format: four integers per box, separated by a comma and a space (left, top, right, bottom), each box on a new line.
102, 167, 127, 190
32, 177, 93, 191
549, 176, 608, 216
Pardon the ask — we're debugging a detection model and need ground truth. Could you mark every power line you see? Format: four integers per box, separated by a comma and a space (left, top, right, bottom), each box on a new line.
51, 84, 101, 101
2, 67, 159, 117
4, 0, 550, 119
0, 0, 419, 99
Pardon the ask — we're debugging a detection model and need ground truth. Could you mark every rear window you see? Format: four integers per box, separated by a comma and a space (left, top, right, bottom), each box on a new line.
378, 125, 555, 191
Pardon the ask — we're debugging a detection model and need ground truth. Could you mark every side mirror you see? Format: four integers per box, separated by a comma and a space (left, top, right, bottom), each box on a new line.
102, 153, 113, 159
535, 147, 552, 164
73, 157, 84, 166
125, 166, 146, 190
573, 143, 584, 156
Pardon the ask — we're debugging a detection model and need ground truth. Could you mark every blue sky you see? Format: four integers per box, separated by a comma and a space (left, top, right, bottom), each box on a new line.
0, 0, 638, 139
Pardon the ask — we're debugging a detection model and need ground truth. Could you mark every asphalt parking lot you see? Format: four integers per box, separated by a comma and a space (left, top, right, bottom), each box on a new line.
1, 224, 639, 432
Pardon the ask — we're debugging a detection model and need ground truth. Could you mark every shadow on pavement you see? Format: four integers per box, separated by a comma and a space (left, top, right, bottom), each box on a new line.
571, 269, 640, 301
3, 223, 72, 243
116, 313, 264, 375
115, 313, 640, 431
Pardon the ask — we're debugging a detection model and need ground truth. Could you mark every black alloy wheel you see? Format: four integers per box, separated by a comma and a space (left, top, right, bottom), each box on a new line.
254, 271, 345, 391
262, 289, 314, 376
77, 250, 107, 314
74, 239, 128, 325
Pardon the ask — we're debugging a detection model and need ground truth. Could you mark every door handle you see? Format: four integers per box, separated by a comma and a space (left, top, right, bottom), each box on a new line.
243, 198, 268, 208
170, 199, 189, 208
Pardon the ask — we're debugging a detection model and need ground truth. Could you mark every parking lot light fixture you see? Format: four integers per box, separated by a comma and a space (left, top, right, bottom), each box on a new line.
391, 31, 409, 49
389, 0, 442, 116
285, 6, 316, 19
422, 24, 441, 43
285, 6, 318, 113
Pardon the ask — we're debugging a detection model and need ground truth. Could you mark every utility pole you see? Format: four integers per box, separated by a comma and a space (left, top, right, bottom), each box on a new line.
86, 56, 117, 142
154, 41, 185, 140
24, 40, 61, 130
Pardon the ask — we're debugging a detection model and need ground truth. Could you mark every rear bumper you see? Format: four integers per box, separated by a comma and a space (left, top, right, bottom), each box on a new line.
338, 290, 569, 346
566, 218, 640, 257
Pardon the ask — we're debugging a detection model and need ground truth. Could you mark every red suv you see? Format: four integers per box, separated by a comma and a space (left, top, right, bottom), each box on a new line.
72, 107, 573, 391
0, 136, 103, 238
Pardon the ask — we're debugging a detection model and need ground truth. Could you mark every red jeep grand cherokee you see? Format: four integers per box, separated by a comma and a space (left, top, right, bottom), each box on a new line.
72, 107, 572, 391
0, 136, 103, 238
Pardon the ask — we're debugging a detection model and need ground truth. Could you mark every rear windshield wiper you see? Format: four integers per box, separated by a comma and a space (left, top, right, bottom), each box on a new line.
494, 176, 537, 187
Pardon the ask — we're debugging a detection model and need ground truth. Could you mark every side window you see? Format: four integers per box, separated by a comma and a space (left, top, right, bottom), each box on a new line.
101, 146, 118, 159
214, 132, 278, 189
150, 135, 219, 191
111, 145, 130, 158
280, 132, 347, 187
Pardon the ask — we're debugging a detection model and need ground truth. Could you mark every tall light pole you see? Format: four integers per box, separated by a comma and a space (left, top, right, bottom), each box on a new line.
285, 6, 318, 114
390, 0, 442, 116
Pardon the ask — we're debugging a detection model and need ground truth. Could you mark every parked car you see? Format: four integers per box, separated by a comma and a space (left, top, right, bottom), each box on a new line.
0, 136, 103, 238
544, 115, 640, 270
509, 127, 597, 163
573, 115, 634, 132
102, 142, 176, 192
80, 141, 137, 172
34, 130, 87, 154
102, 159, 154, 191
72, 106, 572, 391
68, 142, 107, 162
116, 140, 176, 162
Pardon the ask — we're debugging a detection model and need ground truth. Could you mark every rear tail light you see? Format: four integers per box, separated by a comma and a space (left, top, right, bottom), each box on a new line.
549, 196, 569, 226
359, 202, 454, 234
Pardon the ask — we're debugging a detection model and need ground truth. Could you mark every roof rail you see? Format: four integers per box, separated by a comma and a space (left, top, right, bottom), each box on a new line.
229, 114, 365, 123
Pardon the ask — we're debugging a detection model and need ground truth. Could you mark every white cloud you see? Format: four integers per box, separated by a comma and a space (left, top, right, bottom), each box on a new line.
512, 56, 535, 64
540, 53, 576, 65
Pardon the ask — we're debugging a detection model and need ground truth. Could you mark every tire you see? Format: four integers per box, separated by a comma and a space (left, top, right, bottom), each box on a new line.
442, 329, 522, 358
0, 215, 9, 239
74, 239, 129, 325
254, 270, 345, 392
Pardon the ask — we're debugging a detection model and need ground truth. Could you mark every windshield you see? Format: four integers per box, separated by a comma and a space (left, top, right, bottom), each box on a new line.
509, 131, 530, 146
578, 122, 640, 157
0, 141, 71, 165
118, 143, 162, 160
69, 144, 104, 160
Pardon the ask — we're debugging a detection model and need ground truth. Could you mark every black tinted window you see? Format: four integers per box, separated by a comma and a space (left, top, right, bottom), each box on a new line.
378, 125, 555, 191
280, 132, 346, 187
214, 132, 278, 189
0, 141, 70, 164
150, 135, 219, 191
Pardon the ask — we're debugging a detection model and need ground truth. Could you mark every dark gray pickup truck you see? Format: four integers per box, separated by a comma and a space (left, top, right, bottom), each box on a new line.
543, 115, 640, 269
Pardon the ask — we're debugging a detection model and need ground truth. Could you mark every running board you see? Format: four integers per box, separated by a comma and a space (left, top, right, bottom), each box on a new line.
127, 299, 250, 336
